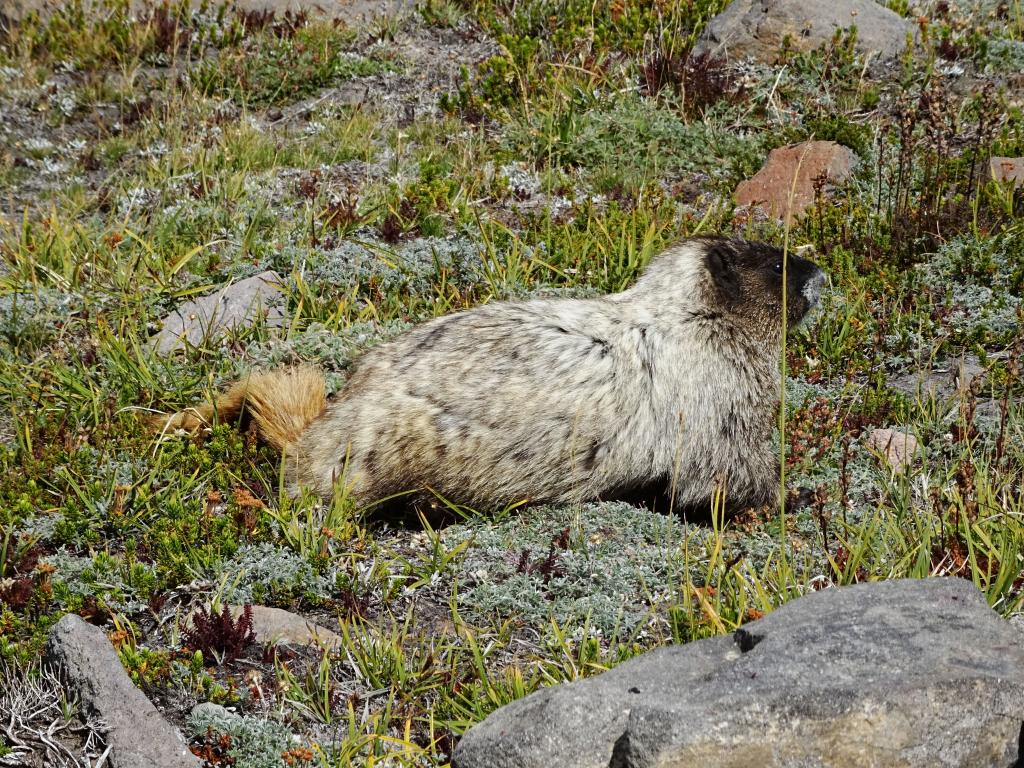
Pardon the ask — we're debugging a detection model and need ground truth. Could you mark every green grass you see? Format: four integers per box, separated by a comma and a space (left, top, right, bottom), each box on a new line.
193, 23, 396, 107
1, 0, 1023, 764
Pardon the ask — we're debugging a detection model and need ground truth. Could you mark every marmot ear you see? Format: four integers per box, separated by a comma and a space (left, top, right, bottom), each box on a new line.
704, 242, 741, 304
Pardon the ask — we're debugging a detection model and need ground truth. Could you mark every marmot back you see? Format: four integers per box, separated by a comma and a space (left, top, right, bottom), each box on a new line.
153, 237, 825, 512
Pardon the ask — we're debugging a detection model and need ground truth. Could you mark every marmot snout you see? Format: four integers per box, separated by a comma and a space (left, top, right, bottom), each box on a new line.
155, 237, 825, 512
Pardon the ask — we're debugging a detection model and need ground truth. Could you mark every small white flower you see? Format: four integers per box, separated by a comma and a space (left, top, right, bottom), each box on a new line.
140, 141, 169, 158
119, 186, 154, 215
42, 158, 67, 175
56, 94, 76, 116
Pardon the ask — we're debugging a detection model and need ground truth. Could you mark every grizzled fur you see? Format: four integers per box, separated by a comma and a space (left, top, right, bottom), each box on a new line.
254, 236, 825, 511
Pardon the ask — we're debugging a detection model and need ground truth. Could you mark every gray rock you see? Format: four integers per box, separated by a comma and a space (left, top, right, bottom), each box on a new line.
151, 271, 286, 354
454, 578, 1024, 768
1010, 613, 1024, 637
45, 614, 199, 768
889, 355, 986, 401
693, 0, 914, 64
233, 604, 342, 650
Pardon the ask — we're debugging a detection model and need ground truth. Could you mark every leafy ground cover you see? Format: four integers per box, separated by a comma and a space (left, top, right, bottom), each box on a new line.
1, 0, 1023, 764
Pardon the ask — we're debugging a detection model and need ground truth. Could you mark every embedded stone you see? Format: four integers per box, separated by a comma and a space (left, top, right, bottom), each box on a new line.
734, 140, 857, 222
867, 428, 919, 471
694, 0, 914, 64
152, 271, 286, 354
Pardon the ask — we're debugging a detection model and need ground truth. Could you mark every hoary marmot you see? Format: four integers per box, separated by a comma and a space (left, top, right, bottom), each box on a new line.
155, 237, 825, 512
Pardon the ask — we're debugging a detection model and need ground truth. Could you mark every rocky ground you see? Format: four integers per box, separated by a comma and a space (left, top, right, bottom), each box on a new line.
0, 0, 1023, 765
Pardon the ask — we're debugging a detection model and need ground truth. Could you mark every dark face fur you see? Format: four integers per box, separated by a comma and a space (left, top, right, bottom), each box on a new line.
702, 238, 825, 337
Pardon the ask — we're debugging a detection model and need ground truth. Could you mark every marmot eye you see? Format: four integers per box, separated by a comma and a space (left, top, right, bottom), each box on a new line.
772, 262, 784, 275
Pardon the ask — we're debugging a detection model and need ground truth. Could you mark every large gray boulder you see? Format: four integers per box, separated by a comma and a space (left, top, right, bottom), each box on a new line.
453, 578, 1024, 768
693, 0, 915, 64
45, 614, 200, 768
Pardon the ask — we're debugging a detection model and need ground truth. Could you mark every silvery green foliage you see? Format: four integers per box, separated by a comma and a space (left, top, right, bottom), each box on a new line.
947, 285, 1021, 337
784, 375, 836, 414
0, 288, 83, 353
188, 706, 297, 768
983, 38, 1024, 73
242, 320, 412, 390
43, 549, 159, 615
498, 162, 543, 199
917, 235, 1023, 340
448, 502, 707, 639
498, 283, 602, 302
292, 234, 487, 299
213, 543, 333, 605
16, 512, 60, 542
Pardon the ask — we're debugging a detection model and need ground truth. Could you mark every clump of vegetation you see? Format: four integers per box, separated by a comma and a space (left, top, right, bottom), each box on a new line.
182, 604, 256, 663
449, 502, 694, 639
193, 22, 395, 107
0, 662, 106, 765
188, 705, 300, 767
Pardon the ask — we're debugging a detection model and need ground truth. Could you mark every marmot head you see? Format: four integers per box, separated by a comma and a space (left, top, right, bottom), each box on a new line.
621, 237, 826, 340
700, 238, 825, 336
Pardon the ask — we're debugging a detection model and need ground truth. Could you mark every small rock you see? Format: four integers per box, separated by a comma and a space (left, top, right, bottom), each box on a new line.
734, 141, 857, 222
45, 614, 199, 768
889, 355, 985, 401
453, 579, 1024, 768
236, 605, 342, 650
151, 271, 286, 354
694, 0, 914, 63
953, 355, 987, 390
988, 156, 1024, 188
889, 368, 955, 400
867, 427, 919, 471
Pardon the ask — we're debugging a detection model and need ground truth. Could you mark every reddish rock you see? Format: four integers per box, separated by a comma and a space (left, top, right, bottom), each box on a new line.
734, 141, 857, 222
867, 428, 919, 472
988, 156, 1024, 188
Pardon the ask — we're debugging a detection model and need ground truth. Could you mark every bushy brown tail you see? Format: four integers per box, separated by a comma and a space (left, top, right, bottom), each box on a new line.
150, 366, 327, 452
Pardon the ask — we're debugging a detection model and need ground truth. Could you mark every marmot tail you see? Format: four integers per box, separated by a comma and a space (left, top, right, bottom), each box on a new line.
151, 366, 326, 452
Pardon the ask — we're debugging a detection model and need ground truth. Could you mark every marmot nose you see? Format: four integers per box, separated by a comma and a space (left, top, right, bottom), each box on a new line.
802, 268, 827, 306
